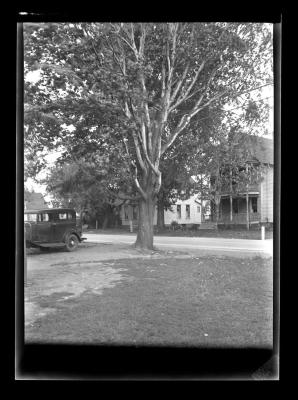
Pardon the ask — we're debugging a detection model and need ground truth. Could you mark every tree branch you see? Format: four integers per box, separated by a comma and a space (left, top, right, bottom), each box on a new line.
81, 27, 104, 73
164, 23, 178, 88
132, 131, 148, 174
117, 31, 138, 57
166, 42, 171, 85
138, 23, 147, 57
161, 88, 228, 156
161, 62, 166, 98
138, 68, 152, 156
136, 128, 160, 177
169, 61, 206, 112
170, 62, 190, 104
153, 171, 162, 195
131, 160, 147, 200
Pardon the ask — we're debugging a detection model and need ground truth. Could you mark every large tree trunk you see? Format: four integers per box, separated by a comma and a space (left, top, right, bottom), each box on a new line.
135, 196, 156, 250
215, 203, 219, 224
214, 193, 221, 229
156, 198, 165, 231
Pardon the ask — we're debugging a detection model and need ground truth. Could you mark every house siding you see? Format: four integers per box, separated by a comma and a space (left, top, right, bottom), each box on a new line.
260, 167, 273, 223
154, 195, 202, 225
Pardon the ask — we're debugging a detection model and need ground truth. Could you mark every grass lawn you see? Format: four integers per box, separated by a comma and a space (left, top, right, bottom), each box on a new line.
25, 255, 273, 347
86, 227, 273, 240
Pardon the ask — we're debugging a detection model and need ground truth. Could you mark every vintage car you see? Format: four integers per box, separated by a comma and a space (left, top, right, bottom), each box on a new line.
24, 208, 86, 251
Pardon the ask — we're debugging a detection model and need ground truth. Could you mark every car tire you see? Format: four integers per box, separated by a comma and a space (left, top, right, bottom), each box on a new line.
65, 233, 79, 252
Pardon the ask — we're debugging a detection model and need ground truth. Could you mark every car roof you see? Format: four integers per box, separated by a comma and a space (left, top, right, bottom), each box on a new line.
24, 208, 76, 214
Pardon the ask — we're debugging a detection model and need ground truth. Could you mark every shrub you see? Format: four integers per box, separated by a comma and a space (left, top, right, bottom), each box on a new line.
170, 221, 179, 230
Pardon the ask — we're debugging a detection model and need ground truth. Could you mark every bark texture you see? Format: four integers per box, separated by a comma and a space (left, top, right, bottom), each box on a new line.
135, 197, 155, 249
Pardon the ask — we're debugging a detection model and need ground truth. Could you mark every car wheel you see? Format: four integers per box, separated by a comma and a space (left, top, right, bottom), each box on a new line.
65, 234, 79, 252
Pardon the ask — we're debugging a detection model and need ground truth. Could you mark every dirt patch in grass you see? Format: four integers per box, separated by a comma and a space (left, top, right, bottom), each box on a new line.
25, 255, 273, 348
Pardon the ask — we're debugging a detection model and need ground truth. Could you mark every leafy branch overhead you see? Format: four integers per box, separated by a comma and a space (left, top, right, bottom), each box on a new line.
24, 22, 272, 198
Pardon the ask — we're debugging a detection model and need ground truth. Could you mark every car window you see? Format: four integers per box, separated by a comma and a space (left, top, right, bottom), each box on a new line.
67, 212, 73, 220
58, 213, 67, 220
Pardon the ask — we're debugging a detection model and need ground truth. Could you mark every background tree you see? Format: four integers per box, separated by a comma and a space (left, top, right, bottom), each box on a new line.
24, 22, 272, 248
43, 153, 130, 228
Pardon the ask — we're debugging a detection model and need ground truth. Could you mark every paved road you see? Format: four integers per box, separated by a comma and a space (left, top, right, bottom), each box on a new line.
84, 233, 273, 257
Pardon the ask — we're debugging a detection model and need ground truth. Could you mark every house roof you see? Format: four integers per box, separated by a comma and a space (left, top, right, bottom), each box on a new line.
24, 191, 48, 209
245, 135, 274, 165
25, 192, 44, 200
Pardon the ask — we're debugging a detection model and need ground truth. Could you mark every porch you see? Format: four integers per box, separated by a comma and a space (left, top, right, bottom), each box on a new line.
206, 194, 261, 226
217, 212, 261, 224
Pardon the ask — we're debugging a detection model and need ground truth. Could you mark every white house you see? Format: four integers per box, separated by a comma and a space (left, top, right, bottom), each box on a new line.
120, 193, 202, 228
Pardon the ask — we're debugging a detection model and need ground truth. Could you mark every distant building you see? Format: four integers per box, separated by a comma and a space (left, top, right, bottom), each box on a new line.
24, 191, 48, 210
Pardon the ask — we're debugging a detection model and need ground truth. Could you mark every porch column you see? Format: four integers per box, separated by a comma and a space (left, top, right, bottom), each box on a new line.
246, 164, 250, 230
229, 166, 233, 222
246, 192, 250, 230
214, 194, 221, 226
200, 175, 204, 222
230, 195, 233, 222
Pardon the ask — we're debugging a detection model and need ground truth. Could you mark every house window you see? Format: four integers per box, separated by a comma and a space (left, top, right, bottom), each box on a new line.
197, 205, 200, 213
67, 212, 73, 220
58, 213, 67, 220
232, 198, 238, 214
251, 197, 258, 213
124, 205, 129, 220
186, 204, 190, 219
177, 204, 181, 219
24, 213, 38, 222
41, 213, 49, 222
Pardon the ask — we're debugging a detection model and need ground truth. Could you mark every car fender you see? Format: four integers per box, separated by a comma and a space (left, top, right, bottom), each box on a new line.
63, 230, 81, 243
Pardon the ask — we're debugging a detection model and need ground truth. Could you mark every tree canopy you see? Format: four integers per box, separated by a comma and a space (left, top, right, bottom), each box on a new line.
24, 22, 273, 248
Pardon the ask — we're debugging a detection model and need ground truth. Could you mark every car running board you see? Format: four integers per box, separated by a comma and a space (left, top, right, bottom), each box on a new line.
38, 243, 66, 248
